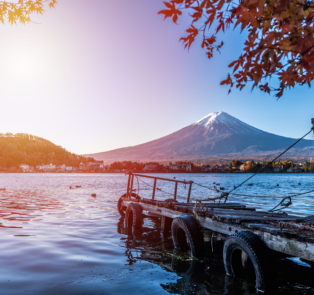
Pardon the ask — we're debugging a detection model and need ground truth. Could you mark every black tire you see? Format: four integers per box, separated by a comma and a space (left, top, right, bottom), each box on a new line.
117, 193, 140, 217
223, 231, 276, 293
171, 215, 204, 258
125, 203, 143, 231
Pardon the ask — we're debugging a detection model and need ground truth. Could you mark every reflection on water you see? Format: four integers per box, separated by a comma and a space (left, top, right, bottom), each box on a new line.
1, 173, 314, 295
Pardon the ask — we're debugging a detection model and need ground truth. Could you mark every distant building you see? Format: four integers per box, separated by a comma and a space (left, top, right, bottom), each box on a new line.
84, 161, 103, 171
19, 164, 29, 172
95, 160, 104, 169
37, 164, 56, 171
59, 164, 66, 171
66, 166, 73, 171
239, 164, 246, 171
169, 162, 192, 171
144, 162, 159, 171
79, 163, 85, 170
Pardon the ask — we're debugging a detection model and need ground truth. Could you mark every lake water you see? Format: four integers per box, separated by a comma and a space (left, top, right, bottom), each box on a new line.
1, 173, 314, 295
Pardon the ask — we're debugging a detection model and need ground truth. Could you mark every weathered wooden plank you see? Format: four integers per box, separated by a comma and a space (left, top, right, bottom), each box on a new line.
121, 200, 314, 262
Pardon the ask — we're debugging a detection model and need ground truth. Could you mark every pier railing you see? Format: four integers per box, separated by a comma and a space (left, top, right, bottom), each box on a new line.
126, 172, 193, 203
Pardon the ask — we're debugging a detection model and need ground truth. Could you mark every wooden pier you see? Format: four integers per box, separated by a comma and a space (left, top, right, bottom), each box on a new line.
118, 172, 314, 293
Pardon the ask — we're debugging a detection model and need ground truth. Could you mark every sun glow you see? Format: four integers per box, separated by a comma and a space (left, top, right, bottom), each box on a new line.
8, 51, 43, 82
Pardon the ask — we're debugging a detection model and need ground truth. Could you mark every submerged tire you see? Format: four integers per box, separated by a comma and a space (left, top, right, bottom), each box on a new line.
223, 231, 276, 293
125, 203, 143, 231
117, 193, 140, 217
171, 215, 204, 258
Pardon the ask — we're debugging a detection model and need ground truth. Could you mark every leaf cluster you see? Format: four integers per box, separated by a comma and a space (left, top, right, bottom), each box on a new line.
0, 0, 56, 25
159, 0, 314, 97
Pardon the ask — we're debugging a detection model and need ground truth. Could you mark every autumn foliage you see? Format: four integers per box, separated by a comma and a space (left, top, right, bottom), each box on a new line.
0, 0, 56, 25
0, 133, 94, 168
159, 0, 314, 97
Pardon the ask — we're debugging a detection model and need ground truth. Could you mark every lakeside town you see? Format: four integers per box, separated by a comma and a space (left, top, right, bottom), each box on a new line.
3, 158, 314, 173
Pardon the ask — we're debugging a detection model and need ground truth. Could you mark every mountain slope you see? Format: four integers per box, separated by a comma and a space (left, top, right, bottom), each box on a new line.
87, 112, 314, 162
0, 133, 95, 168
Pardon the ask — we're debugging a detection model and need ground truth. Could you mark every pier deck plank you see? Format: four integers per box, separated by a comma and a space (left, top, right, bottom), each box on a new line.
121, 198, 314, 262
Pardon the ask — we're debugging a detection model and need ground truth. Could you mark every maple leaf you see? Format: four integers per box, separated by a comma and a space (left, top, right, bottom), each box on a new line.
180, 25, 198, 50
158, 1, 182, 23
159, 0, 314, 97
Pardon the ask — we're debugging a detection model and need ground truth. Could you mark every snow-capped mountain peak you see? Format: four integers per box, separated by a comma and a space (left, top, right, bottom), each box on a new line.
87, 110, 314, 162
192, 111, 262, 135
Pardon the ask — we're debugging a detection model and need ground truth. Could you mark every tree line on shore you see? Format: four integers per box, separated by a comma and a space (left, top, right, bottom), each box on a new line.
0, 133, 94, 170
109, 159, 313, 173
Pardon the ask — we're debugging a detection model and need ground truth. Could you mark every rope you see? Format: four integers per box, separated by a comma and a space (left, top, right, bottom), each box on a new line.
193, 199, 208, 217
268, 197, 292, 212
193, 182, 314, 198
228, 128, 313, 197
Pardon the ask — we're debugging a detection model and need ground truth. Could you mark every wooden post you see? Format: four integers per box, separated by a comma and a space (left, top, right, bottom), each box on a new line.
152, 179, 157, 200
174, 182, 178, 201
129, 174, 134, 200
161, 216, 172, 237
187, 182, 193, 203
126, 173, 131, 199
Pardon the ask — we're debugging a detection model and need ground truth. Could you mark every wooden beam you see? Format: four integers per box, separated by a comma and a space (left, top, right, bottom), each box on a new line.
161, 216, 172, 236
121, 200, 314, 262
129, 174, 134, 199
187, 182, 192, 203
134, 173, 189, 184
152, 179, 157, 201
174, 182, 178, 201
126, 173, 131, 199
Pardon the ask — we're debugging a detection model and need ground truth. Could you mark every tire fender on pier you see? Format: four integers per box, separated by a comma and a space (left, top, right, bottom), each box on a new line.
223, 231, 276, 293
117, 193, 140, 217
125, 202, 143, 231
171, 215, 204, 258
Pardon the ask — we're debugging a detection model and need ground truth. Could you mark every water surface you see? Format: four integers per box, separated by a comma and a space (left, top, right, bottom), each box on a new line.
1, 173, 314, 295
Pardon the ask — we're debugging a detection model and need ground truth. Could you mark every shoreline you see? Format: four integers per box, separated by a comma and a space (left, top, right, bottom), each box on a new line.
1, 171, 314, 174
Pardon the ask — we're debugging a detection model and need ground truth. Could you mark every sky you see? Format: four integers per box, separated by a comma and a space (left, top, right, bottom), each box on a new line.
1, 0, 313, 155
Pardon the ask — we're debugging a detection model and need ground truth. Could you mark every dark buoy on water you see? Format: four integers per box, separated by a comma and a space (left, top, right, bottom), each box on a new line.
173, 177, 176, 179
76, 185, 81, 188
298, 183, 301, 185
70, 186, 73, 189
277, 184, 279, 187
91, 193, 96, 197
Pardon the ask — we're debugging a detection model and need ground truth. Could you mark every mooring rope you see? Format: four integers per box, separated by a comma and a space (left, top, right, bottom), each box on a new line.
228, 128, 313, 197
193, 182, 314, 199
268, 197, 292, 212
192, 127, 314, 211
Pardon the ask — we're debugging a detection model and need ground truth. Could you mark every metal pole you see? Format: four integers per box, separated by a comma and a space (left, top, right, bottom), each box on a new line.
174, 182, 178, 201
187, 182, 193, 203
152, 179, 157, 200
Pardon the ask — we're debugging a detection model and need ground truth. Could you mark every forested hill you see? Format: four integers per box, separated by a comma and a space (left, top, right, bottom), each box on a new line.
0, 133, 95, 168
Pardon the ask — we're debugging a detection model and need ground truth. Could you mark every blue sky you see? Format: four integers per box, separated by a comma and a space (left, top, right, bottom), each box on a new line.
1, 0, 313, 154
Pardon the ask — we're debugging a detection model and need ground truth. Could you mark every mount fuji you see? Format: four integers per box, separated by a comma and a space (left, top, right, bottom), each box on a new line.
87, 112, 314, 163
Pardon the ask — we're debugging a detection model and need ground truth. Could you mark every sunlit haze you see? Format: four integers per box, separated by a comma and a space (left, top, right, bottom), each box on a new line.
1, 0, 313, 155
